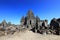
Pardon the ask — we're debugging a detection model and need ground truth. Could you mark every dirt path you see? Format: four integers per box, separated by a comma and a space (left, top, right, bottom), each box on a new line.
0, 30, 60, 40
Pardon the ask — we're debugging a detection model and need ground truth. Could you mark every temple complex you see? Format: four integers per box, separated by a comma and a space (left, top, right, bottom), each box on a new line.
0, 10, 60, 36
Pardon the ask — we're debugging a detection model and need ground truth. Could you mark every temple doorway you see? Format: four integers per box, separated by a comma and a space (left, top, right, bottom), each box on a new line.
30, 20, 31, 25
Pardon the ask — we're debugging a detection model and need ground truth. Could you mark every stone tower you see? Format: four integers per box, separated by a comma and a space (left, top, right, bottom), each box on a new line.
20, 16, 25, 25
26, 10, 35, 19
1, 20, 7, 27
20, 10, 36, 29
20, 9, 48, 31
26, 10, 36, 26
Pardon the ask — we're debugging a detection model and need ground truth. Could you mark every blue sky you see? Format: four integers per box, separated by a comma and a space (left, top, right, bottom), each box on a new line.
0, 0, 60, 24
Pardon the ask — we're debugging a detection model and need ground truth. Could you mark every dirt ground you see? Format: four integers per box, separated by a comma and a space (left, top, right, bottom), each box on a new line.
0, 30, 60, 40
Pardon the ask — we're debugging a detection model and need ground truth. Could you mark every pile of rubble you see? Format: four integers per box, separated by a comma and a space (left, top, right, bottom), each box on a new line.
0, 20, 24, 36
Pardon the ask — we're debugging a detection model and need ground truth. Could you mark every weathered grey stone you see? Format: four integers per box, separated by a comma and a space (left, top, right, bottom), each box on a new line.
50, 18, 60, 35
20, 10, 48, 34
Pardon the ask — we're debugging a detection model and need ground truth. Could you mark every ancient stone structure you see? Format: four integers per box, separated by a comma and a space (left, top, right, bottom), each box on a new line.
20, 10, 48, 34
0, 10, 60, 36
50, 18, 60, 35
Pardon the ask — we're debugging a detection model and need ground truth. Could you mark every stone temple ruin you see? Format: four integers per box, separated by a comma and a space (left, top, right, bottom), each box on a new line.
0, 10, 60, 36
50, 18, 60, 35
20, 10, 60, 35
20, 10, 48, 34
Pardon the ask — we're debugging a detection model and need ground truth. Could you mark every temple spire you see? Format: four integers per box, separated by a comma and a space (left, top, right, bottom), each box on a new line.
20, 16, 25, 22
27, 9, 35, 19
1, 19, 7, 26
